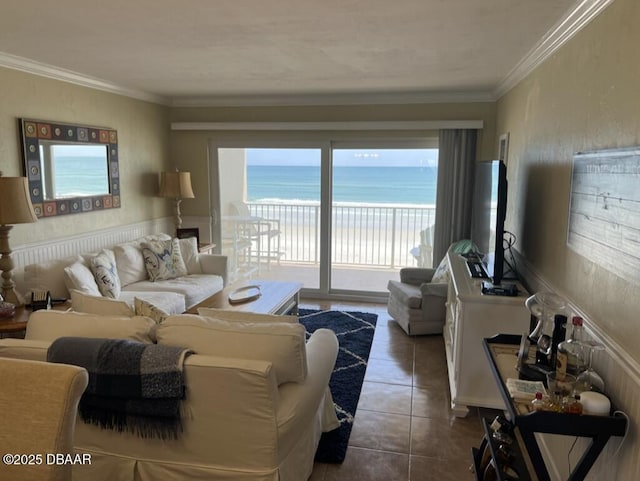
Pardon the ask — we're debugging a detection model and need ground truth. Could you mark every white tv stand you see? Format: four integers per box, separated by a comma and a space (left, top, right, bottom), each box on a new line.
443, 250, 530, 417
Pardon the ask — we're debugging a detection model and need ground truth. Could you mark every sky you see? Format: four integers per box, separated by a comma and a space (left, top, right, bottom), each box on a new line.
51, 144, 108, 157
246, 148, 438, 167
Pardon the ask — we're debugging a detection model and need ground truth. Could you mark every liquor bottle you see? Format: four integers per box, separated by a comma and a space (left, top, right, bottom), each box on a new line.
550, 314, 567, 369
563, 394, 583, 414
548, 391, 563, 412
556, 316, 584, 378
531, 392, 547, 411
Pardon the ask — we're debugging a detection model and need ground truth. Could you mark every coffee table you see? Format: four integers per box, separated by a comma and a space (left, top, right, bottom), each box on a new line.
187, 280, 302, 316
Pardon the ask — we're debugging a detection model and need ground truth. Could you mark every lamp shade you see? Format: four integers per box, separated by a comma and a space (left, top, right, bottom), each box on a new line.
158, 171, 195, 199
0, 176, 38, 225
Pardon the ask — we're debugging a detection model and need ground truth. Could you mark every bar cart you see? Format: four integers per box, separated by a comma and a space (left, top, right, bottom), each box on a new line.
472, 334, 627, 481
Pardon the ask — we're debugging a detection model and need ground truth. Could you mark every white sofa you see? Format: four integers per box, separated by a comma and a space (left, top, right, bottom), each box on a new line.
0, 309, 340, 481
22, 234, 228, 315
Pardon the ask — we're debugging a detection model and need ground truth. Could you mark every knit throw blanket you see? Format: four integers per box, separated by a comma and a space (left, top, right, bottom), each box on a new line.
47, 337, 191, 440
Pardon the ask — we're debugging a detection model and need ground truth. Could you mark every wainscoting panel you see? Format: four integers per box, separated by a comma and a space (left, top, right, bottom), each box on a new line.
516, 253, 638, 481
12, 218, 173, 295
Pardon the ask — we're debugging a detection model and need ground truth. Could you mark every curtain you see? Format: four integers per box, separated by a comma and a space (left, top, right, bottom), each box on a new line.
432, 129, 477, 266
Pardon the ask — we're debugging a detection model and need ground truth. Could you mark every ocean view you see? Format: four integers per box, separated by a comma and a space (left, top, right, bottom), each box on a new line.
46, 155, 109, 198
247, 165, 437, 206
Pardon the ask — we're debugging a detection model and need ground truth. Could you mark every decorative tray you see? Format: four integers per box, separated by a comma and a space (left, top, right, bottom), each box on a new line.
228, 285, 262, 305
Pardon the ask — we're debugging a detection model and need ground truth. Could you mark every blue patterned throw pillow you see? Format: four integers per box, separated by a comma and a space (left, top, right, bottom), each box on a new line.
90, 249, 121, 298
141, 238, 187, 281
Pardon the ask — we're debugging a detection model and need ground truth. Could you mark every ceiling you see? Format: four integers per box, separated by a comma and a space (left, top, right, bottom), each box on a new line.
0, 0, 597, 106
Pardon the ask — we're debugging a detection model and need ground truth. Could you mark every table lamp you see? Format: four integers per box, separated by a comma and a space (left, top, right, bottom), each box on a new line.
0, 174, 38, 306
158, 170, 195, 231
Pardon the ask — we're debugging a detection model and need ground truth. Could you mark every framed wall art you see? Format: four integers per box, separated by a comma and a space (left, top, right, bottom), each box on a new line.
568, 146, 640, 284
498, 132, 510, 163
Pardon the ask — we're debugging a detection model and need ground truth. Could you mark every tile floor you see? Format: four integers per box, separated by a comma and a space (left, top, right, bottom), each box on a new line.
302, 299, 500, 481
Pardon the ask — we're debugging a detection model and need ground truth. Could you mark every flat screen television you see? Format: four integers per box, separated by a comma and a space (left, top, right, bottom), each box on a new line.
470, 159, 508, 285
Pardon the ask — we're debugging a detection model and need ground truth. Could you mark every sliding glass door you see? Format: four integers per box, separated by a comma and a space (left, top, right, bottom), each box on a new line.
330, 145, 438, 293
210, 138, 438, 298
213, 145, 323, 289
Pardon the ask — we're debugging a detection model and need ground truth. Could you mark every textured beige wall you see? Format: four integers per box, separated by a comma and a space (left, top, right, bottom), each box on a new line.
496, 0, 640, 361
0, 67, 171, 246
170, 101, 498, 218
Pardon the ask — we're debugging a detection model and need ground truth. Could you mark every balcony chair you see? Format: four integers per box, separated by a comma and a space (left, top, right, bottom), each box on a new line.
220, 223, 256, 281
410, 225, 434, 268
0, 358, 88, 481
229, 201, 282, 268
388, 240, 474, 336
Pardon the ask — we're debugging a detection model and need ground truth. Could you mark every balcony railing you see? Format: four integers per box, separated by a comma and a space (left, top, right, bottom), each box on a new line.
248, 202, 435, 268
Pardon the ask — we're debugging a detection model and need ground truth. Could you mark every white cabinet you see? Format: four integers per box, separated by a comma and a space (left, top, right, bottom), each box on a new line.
443, 250, 530, 417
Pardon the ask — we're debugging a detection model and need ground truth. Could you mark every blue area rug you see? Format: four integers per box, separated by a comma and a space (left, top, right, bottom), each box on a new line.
298, 308, 377, 463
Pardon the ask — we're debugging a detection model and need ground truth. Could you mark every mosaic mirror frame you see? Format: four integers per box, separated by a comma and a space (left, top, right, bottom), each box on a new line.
19, 118, 120, 218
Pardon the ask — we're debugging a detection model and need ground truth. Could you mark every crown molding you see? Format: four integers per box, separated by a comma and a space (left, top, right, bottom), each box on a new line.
0, 49, 493, 107
494, 0, 615, 99
0, 52, 169, 105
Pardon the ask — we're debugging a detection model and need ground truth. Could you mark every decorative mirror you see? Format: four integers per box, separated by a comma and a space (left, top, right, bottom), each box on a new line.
19, 118, 120, 218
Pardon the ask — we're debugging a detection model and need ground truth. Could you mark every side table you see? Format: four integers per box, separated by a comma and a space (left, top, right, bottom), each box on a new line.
0, 302, 72, 337
198, 243, 216, 254
0, 306, 29, 337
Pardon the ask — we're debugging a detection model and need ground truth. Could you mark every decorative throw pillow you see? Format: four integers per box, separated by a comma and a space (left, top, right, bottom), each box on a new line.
63, 262, 102, 297
171, 239, 188, 277
89, 249, 121, 298
70, 289, 134, 317
114, 243, 148, 286
134, 297, 169, 324
141, 238, 188, 281
178, 236, 202, 274
431, 256, 450, 284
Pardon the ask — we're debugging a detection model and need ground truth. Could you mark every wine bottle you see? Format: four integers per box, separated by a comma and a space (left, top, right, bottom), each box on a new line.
556, 316, 584, 378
